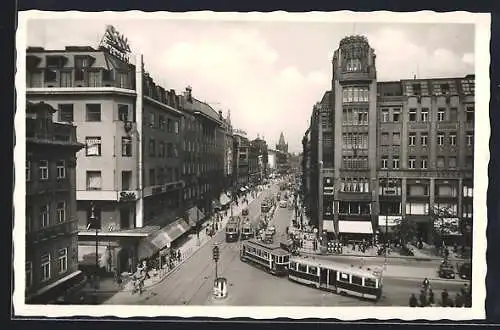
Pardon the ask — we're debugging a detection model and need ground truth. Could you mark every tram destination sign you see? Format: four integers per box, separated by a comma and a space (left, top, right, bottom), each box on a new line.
100, 25, 132, 63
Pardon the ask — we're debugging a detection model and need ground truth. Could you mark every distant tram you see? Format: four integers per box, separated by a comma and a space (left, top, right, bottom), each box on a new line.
288, 256, 383, 301
240, 239, 290, 276
225, 217, 240, 242
240, 220, 254, 240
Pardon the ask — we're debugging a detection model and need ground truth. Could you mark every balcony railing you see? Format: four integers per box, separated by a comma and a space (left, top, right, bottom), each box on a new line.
26, 218, 78, 244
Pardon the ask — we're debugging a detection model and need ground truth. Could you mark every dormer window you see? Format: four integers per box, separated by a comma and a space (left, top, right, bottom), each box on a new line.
346, 59, 362, 72
46, 55, 66, 68
412, 83, 421, 96
440, 83, 450, 95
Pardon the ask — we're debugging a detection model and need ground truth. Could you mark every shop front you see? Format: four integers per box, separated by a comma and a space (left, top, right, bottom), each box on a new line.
337, 220, 374, 244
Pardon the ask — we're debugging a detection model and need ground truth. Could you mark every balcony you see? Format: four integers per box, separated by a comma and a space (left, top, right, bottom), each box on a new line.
26, 179, 72, 196
26, 218, 78, 245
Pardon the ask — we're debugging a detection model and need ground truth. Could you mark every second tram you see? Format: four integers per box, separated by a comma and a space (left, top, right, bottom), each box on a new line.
240, 239, 290, 276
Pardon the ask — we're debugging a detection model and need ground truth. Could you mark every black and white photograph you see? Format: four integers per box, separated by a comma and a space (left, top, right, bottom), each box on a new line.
14, 10, 489, 320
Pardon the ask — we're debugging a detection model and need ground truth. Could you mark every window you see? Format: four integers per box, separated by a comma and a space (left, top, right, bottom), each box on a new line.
121, 171, 132, 190
408, 133, 416, 146
148, 112, 155, 128
174, 120, 180, 134
449, 133, 457, 146
449, 107, 458, 121
365, 278, 377, 288
438, 185, 457, 197
159, 115, 166, 129
437, 156, 445, 169
342, 87, 369, 103
421, 108, 429, 122
408, 157, 416, 169
121, 137, 132, 157
463, 184, 473, 198
118, 104, 129, 122
86, 104, 101, 122
437, 133, 444, 146
448, 157, 457, 169
392, 109, 400, 122
86, 171, 102, 190
466, 156, 474, 168
298, 263, 307, 273
381, 156, 388, 169
56, 201, 66, 223
26, 205, 32, 233
392, 156, 400, 169
466, 106, 474, 122
58, 248, 68, 274
167, 118, 173, 133
406, 202, 429, 215
149, 139, 156, 157
159, 142, 165, 158
381, 109, 389, 122
412, 83, 421, 95
44, 68, 57, 82
58, 104, 74, 123
40, 204, 50, 228
118, 72, 128, 88
381, 133, 389, 146
420, 133, 428, 146
421, 157, 428, 169
85, 137, 102, 156
26, 262, 33, 288
437, 108, 445, 122
392, 132, 401, 145
26, 160, 31, 181
409, 108, 417, 122
167, 143, 174, 157
351, 276, 363, 286
40, 254, 51, 282
39, 160, 49, 180
466, 132, 474, 147
308, 266, 317, 275
56, 160, 65, 179
149, 168, 156, 186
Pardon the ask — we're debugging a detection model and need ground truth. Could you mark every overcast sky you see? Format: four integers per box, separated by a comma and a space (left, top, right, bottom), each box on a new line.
26, 17, 475, 153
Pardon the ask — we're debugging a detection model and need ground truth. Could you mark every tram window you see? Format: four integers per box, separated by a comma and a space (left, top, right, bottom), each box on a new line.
290, 262, 296, 270
339, 272, 349, 282
308, 266, 317, 275
351, 275, 363, 286
298, 264, 307, 273
283, 256, 289, 263
365, 278, 377, 288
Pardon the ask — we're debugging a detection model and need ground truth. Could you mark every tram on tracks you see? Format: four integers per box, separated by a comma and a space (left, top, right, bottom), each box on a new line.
225, 217, 240, 242
240, 220, 255, 240
288, 256, 383, 301
239, 239, 290, 276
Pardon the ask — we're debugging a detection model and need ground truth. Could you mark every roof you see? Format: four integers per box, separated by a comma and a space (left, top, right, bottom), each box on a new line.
290, 256, 382, 279
182, 95, 223, 124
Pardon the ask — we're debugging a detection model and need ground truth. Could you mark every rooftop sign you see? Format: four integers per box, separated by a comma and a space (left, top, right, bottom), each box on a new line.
99, 25, 131, 63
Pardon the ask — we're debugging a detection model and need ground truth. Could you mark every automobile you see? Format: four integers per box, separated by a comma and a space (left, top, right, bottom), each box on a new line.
242, 208, 249, 216
438, 262, 456, 279
457, 262, 471, 280
279, 200, 288, 208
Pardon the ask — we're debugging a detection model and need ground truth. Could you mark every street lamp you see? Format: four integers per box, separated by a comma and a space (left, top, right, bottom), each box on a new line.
87, 202, 99, 291
382, 173, 389, 270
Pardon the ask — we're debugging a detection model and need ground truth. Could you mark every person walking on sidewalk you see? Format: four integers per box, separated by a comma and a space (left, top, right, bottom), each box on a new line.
409, 293, 418, 307
177, 249, 182, 262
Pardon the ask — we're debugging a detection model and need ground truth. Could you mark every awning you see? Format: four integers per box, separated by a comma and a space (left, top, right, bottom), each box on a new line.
78, 245, 109, 268
138, 218, 191, 260
219, 193, 231, 206
212, 199, 222, 210
185, 206, 205, 226
244, 185, 250, 190
434, 218, 461, 236
338, 221, 373, 234
322, 220, 335, 233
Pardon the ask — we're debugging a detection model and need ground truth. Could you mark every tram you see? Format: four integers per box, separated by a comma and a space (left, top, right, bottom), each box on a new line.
240, 220, 254, 240
225, 217, 240, 242
288, 256, 383, 301
240, 239, 290, 276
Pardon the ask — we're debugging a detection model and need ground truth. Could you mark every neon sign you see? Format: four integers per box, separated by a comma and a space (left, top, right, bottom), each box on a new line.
99, 25, 131, 63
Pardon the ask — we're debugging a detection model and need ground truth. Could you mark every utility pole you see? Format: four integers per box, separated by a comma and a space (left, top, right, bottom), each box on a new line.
384, 172, 389, 270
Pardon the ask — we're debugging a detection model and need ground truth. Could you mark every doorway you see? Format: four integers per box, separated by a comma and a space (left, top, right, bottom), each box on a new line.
319, 267, 328, 287
120, 207, 130, 229
118, 248, 130, 273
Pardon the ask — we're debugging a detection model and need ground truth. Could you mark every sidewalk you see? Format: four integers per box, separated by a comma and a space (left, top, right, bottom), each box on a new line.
86, 187, 265, 294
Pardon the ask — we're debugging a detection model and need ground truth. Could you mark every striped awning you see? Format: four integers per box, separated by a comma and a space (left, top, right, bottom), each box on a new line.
339, 221, 373, 234
322, 220, 335, 233
138, 218, 191, 260
185, 206, 205, 226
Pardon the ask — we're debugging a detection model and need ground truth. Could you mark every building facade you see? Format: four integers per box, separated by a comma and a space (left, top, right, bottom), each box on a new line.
249, 137, 269, 184
222, 111, 234, 191
25, 45, 193, 275
303, 35, 474, 247
232, 130, 250, 190
276, 132, 290, 174
25, 102, 85, 303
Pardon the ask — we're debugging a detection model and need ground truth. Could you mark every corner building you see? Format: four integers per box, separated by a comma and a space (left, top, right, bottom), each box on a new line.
309, 36, 474, 246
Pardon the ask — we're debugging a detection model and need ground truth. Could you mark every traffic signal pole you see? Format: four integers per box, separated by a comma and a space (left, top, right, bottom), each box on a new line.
213, 245, 220, 279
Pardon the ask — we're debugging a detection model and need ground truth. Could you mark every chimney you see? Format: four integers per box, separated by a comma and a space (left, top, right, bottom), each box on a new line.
185, 85, 193, 103
219, 110, 223, 120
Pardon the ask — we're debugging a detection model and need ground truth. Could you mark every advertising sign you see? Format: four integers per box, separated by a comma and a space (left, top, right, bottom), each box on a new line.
100, 25, 131, 63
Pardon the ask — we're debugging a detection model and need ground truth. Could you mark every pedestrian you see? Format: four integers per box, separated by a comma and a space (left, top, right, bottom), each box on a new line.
409, 293, 418, 307
428, 289, 435, 306
455, 293, 463, 307
441, 289, 449, 307
419, 289, 427, 307
177, 249, 182, 261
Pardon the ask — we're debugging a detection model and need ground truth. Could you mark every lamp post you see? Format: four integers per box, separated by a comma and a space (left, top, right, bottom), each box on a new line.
88, 202, 99, 290
383, 172, 389, 270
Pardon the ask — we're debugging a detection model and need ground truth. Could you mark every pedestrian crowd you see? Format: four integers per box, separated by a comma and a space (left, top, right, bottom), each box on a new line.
409, 280, 472, 307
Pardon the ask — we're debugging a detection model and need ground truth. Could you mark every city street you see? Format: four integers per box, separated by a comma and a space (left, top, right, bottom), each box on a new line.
103, 184, 466, 306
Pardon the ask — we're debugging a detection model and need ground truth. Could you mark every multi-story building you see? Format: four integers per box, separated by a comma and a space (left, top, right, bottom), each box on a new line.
303, 35, 474, 247
249, 136, 269, 184
222, 111, 234, 190
276, 132, 290, 174
179, 86, 226, 221
25, 101, 85, 304
232, 129, 250, 192
25, 43, 191, 274
267, 149, 277, 174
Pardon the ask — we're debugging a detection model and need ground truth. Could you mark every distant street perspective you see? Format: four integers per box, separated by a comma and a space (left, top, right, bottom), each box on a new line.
23, 18, 476, 309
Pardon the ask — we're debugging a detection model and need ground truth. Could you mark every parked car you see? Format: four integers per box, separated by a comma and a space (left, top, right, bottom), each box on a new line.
242, 208, 249, 216
457, 262, 471, 280
439, 262, 456, 279
279, 200, 287, 208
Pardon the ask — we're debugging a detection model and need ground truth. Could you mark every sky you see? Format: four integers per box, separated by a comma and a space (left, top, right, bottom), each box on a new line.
25, 17, 475, 153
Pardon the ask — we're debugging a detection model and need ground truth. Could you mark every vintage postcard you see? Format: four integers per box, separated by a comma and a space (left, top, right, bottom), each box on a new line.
13, 10, 489, 320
